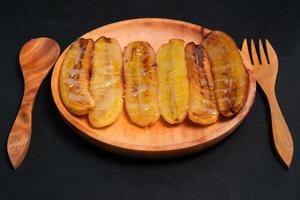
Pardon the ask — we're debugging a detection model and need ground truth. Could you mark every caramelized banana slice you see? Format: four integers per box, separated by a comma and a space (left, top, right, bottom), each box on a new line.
157, 39, 189, 124
88, 37, 123, 128
59, 38, 95, 115
123, 41, 159, 126
203, 31, 249, 117
185, 42, 219, 125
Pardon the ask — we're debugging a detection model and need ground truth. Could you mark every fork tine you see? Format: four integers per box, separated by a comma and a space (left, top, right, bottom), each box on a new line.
259, 39, 268, 65
241, 39, 251, 63
251, 39, 260, 66
266, 39, 278, 65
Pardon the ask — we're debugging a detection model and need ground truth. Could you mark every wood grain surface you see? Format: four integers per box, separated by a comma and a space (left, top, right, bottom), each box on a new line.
7, 38, 60, 169
242, 39, 294, 168
51, 18, 256, 158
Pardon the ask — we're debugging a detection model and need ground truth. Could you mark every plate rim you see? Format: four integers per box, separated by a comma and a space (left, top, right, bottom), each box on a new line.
51, 18, 256, 157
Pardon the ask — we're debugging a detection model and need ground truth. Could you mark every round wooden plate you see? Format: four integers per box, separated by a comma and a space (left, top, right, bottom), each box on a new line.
51, 18, 256, 158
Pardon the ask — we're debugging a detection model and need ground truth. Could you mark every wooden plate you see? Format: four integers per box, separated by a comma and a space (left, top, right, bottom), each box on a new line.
51, 18, 256, 158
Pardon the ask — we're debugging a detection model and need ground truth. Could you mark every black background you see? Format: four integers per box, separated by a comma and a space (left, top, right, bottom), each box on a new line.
1, 0, 299, 199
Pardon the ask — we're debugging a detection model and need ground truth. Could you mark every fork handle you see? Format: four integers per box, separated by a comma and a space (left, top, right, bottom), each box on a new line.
267, 93, 294, 168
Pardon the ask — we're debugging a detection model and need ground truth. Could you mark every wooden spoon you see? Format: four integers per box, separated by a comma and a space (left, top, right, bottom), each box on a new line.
7, 37, 60, 169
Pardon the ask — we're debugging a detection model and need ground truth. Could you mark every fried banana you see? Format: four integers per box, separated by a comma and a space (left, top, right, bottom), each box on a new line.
203, 31, 249, 117
88, 37, 123, 128
123, 41, 159, 126
156, 39, 189, 124
59, 38, 95, 115
185, 42, 219, 125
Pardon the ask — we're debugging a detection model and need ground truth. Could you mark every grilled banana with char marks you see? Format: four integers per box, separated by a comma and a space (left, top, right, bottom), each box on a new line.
88, 37, 123, 128
59, 38, 95, 115
202, 31, 249, 117
156, 39, 189, 124
123, 41, 159, 126
185, 42, 219, 125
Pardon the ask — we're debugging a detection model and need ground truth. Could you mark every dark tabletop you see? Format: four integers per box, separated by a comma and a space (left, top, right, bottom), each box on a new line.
1, 0, 300, 199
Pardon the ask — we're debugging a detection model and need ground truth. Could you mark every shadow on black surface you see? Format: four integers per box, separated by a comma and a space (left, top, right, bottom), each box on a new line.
3, 62, 276, 171
36, 46, 289, 171
44, 73, 244, 167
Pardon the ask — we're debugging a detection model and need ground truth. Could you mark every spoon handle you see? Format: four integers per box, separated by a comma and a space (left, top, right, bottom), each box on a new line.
7, 83, 39, 169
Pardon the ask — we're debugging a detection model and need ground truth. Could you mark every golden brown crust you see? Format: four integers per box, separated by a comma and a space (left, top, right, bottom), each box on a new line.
88, 36, 123, 128
185, 42, 219, 124
156, 39, 189, 124
59, 38, 95, 115
123, 41, 159, 126
202, 31, 249, 117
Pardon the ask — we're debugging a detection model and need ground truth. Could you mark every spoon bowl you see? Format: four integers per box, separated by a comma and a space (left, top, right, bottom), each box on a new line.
19, 38, 60, 79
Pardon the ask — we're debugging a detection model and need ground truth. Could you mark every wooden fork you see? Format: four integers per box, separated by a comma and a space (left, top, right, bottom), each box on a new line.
241, 39, 294, 168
